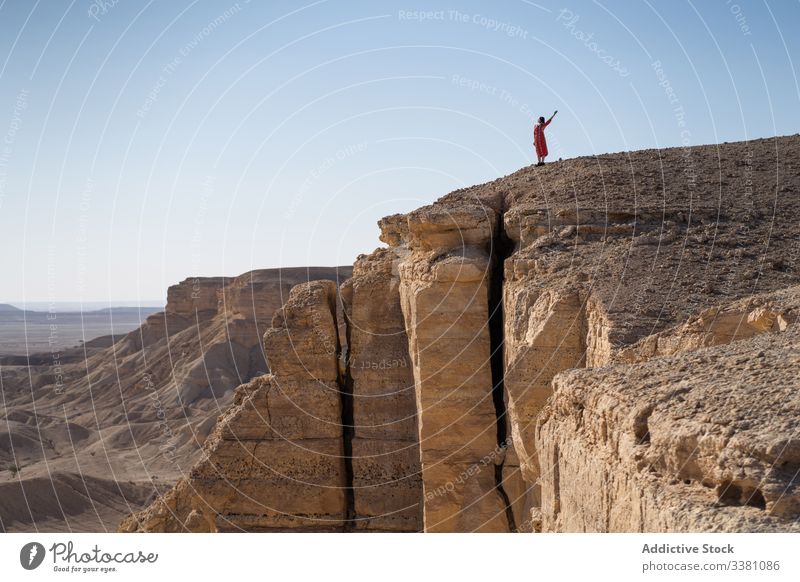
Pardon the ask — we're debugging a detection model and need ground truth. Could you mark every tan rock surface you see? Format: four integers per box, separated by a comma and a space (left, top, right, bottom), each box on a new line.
487, 137, 799, 527
119, 281, 347, 532
378, 135, 800, 531
614, 285, 800, 364
165, 277, 226, 316
536, 324, 800, 532
0, 267, 349, 532
385, 198, 516, 532
340, 248, 423, 531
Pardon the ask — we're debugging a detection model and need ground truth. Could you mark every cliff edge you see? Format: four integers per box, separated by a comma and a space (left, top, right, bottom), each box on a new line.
122, 135, 800, 532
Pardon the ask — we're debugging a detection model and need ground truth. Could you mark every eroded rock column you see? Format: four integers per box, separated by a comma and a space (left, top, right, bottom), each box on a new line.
119, 281, 347, 532
340, 248, 423, 531
385, 201, 511, 532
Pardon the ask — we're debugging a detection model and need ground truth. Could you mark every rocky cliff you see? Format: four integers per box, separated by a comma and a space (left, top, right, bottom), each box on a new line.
120, 281, 348, 532
122, 135, 800, 532
122, 258, 424, 532
0, 267, 350, 532
536, 317, 800, 532
340, 249, 423, 531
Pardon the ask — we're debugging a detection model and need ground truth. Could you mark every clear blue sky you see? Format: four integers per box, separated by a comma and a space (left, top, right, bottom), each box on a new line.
1, 0, 798, 303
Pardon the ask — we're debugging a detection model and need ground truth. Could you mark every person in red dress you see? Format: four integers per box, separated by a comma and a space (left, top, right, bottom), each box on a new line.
533, 110, 557, 166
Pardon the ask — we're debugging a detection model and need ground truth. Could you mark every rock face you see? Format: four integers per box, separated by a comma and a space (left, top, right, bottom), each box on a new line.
122, 255, 429, 533
503, 286, 588, 509
340, 248, 423, 531
536, 322, 800, 532
120, 281, 348, 532
492, 136, 800, 531
165, 277, 225, 316
122, 136, 800, 533
613, 285, 800, 364
381, 199, 520, 532
0, 266, 349, 532
397, 214, 504, 531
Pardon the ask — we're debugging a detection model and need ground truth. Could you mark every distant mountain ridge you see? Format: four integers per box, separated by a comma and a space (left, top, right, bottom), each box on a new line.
1, 303, 164, 314
0, 305, 164, 357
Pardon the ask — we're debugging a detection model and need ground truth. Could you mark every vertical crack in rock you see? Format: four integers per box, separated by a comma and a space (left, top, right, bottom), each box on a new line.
333, 290, 356, 530
551, 443, 561, 517
493, 463, 517, 532
488, 203, 517, 533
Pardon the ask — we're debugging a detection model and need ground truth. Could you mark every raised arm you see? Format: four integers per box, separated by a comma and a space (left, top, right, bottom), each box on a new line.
545, 110, 557, 126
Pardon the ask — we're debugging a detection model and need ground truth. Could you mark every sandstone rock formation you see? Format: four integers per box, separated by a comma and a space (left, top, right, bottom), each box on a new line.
0, 267, 349, 532
165, 276, 225, 316
492, 136, 798, 531
340, 248, 423, 531
120, 281, 348, 532
122, 255, 428, 532
536, 322, 800, 532
119, 135, 800, 533
613, 284, 799, 364
381, 200, 522, 532
391, 136, 797, 532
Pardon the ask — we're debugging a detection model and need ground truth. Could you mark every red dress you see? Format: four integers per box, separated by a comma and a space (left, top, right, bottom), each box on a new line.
534, 120, 551, 157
